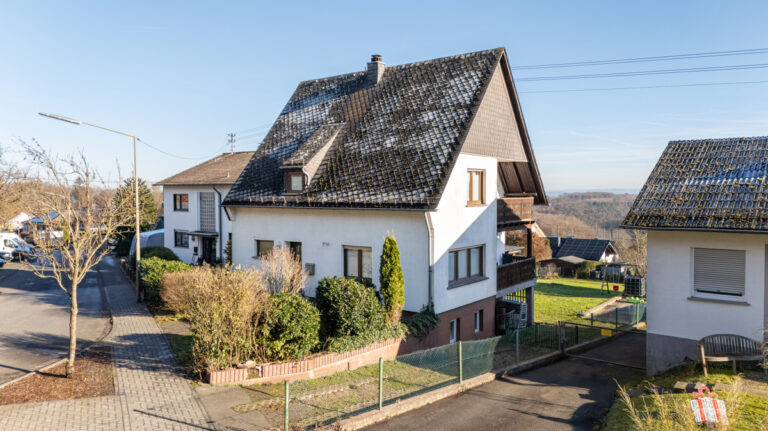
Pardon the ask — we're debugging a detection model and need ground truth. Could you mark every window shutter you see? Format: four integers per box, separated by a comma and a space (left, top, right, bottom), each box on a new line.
693, 248, 745, 296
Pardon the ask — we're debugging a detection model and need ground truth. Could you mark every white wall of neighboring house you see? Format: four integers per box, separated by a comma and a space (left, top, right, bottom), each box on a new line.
229, 207, 429, 311
162, 185, 232, 264
647, 230, 767, 343
429, 153, 501, 315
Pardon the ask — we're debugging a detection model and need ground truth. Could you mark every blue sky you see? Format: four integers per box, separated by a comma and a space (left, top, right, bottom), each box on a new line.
1, 1, 767, 192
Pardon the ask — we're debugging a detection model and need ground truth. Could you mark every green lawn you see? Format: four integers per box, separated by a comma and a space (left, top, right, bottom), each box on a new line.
534, 277, 620, 324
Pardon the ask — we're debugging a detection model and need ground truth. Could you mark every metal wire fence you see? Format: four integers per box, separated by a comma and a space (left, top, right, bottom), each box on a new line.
242, 319, 638, 429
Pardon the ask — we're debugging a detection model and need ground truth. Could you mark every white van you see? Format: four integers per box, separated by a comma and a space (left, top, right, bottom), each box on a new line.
0, 233, 35, 261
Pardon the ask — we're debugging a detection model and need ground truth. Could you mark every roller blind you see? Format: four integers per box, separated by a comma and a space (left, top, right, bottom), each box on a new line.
693, 248, 745, 296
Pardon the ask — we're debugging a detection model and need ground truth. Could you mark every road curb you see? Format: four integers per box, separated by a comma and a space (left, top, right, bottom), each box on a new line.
0, 263, 116, 392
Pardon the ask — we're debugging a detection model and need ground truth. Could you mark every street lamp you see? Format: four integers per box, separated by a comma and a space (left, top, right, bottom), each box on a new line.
39, 112, 144, 302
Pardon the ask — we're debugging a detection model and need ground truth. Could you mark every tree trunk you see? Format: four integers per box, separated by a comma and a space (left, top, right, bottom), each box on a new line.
66, 282, 78, 377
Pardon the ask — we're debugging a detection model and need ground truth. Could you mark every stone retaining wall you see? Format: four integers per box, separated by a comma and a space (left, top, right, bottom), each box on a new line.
207, 337, 401, 385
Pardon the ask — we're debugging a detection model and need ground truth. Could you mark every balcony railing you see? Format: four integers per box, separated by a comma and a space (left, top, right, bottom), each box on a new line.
497, 256, 536, 291
497, 196, 534, 229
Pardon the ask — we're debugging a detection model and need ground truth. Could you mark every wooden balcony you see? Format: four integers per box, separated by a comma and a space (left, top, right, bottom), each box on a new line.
497, 196, 534, 230
497, 256, 536, 291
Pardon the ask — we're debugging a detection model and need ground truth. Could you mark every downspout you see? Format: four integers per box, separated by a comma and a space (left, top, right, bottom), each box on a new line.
424, 212, 435, 308
212, 186, 224, 263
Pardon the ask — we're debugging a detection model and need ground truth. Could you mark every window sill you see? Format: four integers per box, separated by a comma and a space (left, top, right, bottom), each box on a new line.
466, 203, 486, 207
687, 296, 750, 306
173, 209, 189, 212
448, 276, 488, 289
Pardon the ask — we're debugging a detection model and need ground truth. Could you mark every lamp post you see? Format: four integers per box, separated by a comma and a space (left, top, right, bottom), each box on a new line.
39, 112, 143, 302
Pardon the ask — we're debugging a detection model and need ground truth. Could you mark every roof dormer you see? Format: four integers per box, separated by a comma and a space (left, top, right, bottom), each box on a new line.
280, 123, 344, 194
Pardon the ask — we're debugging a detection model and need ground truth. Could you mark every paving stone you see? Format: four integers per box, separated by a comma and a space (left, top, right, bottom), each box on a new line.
0, 257, 212, 430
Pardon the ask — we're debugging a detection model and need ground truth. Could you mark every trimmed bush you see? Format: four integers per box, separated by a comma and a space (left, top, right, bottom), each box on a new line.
379, 234, 405, 325
139, 256, 190, 307
403, 305, 438, 339
316, 277, 387, 340
130, 246, 180, 267
258, 293, 320, 361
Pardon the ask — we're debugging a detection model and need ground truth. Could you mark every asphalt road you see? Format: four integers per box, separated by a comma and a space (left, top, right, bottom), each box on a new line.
0, 260, 111, 385
366, 332, 646, 431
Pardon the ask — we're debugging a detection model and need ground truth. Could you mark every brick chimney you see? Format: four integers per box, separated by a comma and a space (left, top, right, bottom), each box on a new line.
365, 54, 385, 86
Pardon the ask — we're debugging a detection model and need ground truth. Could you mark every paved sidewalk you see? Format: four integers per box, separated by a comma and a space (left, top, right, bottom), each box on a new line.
0, 256, 213, 431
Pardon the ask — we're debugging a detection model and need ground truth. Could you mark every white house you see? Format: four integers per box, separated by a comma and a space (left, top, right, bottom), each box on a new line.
623, 136, 768, 375
155, 151, 254, 264
6, 212, 31, 231
223, 49, 548, 350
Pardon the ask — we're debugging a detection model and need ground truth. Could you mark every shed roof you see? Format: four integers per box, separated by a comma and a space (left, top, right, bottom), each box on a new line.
551, 237, 616, 261
155, 152, 255, 186
622, 137, 768, 232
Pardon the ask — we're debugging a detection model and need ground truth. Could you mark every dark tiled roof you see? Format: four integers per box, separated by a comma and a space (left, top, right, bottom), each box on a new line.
550, 237, 615, 261
622, 137, 768, 232
224, 48, 524, 209
155, 152, 255, 186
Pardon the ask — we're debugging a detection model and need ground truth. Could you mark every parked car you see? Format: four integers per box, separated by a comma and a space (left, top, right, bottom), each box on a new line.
0, 233, 36, 262
0, 256, 5, 268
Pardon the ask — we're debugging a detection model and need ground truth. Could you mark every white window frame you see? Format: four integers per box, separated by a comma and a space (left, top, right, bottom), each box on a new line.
690, 247, 746, 299
449, 319, 458, 343
474, 310, 483, 333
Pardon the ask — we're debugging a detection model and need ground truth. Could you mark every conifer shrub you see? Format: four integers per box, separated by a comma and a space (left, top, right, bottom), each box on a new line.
379, 234, 405, 324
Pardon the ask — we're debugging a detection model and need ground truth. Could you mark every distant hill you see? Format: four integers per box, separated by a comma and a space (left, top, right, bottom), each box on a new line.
535, 192, 637, 239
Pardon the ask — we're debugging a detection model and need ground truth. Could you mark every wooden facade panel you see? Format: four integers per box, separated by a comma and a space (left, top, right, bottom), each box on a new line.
497, 257, 536, 291
497, 196, 534, 228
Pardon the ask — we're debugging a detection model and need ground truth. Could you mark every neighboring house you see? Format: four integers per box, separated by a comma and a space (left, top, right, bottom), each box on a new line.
538, 255, 586, 278
548, 236, 618, 262
155, 151, 254, 264
223, 48, 547, 350
623, 136, 768, 375
6, 212, 31, 231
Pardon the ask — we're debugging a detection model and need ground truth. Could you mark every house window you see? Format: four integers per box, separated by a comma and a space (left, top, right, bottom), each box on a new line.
173, 194, 189, 211
285, 170, 304, 193
693, 248, 745, 297
474, 309, 483, 333
343, 246, 372, 281
467, 169, 485, 205
255, 240, 274, 257
287, 241, 302, 262
448, 245, 484, 284
174, 231, 189, 248
449, 318, 460, 343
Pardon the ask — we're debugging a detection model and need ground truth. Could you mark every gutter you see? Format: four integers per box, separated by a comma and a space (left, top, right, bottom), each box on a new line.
424, 212, 435, 307
620, 225, 768, 235
212, 186, 224, 263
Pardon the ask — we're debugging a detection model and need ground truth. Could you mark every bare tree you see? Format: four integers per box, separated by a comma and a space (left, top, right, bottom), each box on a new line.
0, 146, 31, 226
258, 246, 306, 294
21, 142, 130, 376
616, 229, 647, 276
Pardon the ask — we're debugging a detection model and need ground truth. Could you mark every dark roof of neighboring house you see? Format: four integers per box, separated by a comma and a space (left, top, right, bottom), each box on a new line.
549, 237, 616, 261
155, 152, 255, 186
223, 48, 546, 209
622, 137, 768, 232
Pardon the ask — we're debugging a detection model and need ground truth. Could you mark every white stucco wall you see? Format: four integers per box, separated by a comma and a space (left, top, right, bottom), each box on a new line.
229, 207, 429, 312
162, 185, 232, 264
429, 153, 501, 314
647, 230, 767, 342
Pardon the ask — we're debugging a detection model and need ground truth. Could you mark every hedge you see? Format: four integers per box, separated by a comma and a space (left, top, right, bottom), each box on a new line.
316, 277, 387, 340
139, 256, 190, 306
258, 293, 320, 361
130, 246, 180, 267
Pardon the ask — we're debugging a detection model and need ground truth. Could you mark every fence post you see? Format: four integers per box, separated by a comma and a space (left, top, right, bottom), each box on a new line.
515, 330, 520, 364
575, 325, 579, 345
615, 307, 619, 329
378, 357, 383, 410
458, 341, 463, 384
284, 380, 290, 431
590, 313, 594, 326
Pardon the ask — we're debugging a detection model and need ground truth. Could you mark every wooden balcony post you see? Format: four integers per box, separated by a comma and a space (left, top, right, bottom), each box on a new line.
526, 225, 533, 258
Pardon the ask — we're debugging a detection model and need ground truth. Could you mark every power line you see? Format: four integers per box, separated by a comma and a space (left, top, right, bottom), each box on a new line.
137, 138, 229, 160
510, 48, 768, 70
516, 63, 768, 82
517, 79, 768, 94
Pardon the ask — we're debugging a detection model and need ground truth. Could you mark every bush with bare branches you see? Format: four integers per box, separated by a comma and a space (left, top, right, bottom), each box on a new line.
258, 246, 306, 294
162, 266, 269, 371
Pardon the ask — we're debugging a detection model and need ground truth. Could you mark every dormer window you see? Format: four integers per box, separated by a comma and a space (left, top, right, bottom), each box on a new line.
284, 169, 305, 194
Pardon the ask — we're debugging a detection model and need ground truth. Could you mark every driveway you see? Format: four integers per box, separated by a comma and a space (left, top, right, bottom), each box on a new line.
0, 261, 111, 385
366, 332, 646, 431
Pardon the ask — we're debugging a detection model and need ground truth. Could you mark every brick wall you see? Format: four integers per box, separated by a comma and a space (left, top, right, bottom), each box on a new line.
207, 337, 401, 385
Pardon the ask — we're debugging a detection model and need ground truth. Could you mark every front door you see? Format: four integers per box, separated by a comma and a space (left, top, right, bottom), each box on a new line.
201, 237, 216, 265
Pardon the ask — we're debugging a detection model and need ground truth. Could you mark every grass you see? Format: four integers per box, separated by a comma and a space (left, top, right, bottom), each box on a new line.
166, 333, 194, 370
236, 358, 457, 427
603, 363, 768, 430
535, 277, 620, 324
